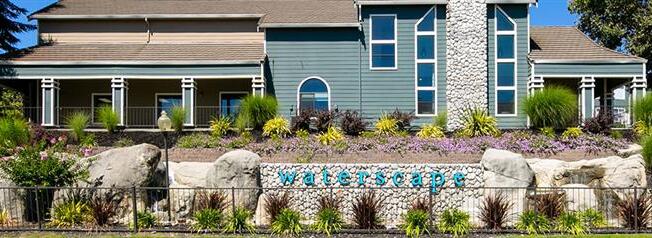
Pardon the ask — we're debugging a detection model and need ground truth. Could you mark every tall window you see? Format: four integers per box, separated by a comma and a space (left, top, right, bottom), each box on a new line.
298, 77, 329, 112
370, 15, 397, 70
495, 6, 516, 116
156, 94, 182, 117
416, 7, 436, 115
220, 92, 247, 118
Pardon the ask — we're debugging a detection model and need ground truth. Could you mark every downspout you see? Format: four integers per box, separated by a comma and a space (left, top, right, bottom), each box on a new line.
357, 3, 363, 113
145, 17, 151, 43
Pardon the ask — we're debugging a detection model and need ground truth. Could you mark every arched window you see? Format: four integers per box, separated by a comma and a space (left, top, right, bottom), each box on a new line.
298, 77, 330, 112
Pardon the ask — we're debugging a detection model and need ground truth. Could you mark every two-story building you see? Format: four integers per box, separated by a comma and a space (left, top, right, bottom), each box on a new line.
0, 0, 647, 130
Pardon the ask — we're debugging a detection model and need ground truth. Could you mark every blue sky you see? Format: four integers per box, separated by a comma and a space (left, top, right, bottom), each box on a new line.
10, 0, 578, 50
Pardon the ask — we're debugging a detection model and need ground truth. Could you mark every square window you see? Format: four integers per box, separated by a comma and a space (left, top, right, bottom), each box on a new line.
417, 90, 436, 115
497, 90, 515, 115
372, 44, 396, 68
371, 15, 395, 40
417, 35, 435, 59
417, 63, 434, 87
497, 35, 514, 59
497, 62, 515, 87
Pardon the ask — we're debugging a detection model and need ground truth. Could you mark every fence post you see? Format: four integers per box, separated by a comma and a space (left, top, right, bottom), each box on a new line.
231, 187, 236, 234
34, 187, 42, 231
132, 186, 138, 233
428, 188, 433, 229
634, 187, 639, 230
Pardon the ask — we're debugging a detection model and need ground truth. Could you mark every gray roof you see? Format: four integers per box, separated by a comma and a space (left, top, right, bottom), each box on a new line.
1, 43, 264, 65
31, 0, 359, 27
530, 26, 646, 63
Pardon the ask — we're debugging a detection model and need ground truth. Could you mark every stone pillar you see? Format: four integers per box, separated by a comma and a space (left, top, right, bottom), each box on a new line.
181, 77, 196, 126
40, 78, 59, 127
528, 76, 544, 95
446, 0, 487, 129
252, 76, 265, 97
579, 76, 595, 122
111, 78, 128, 126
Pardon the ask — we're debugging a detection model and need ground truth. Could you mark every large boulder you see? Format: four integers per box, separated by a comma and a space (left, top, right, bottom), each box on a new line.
617, 144, 643, 157
0, 177, 22, 222
171, 162, 212, 187
206, 150, 261, 211
561, 184, 597, 211
481, 149, 535, 188
82, 144, 161, 187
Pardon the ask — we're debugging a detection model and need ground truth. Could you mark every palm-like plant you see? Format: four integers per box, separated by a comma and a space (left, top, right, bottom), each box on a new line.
460, 108, 500, 137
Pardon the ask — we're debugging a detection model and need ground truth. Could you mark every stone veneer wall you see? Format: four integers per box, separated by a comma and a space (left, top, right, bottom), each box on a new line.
445, 0, 488, 130
259, 163, 484, 227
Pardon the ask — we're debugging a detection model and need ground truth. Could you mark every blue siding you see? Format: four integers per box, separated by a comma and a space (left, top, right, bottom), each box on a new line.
0, 65, 261, 78
487, 4, 529, 129
534, 63, 645, 76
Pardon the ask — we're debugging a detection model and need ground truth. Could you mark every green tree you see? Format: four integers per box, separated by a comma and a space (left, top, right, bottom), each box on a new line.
569, 0, 652, 78
0, 88, 23, 118
0, 0, 36, 52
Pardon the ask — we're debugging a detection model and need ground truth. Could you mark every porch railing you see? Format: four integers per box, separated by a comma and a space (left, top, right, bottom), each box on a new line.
7, 106, 237, 128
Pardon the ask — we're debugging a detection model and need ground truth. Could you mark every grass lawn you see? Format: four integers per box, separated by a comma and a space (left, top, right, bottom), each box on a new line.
0, 233, 262, 238
504, 235, 652, 238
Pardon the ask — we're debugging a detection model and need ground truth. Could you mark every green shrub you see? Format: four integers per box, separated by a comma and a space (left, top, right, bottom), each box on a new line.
459, 108, 500, 137
416, 124, 444, 139
643, 135, 652, 172
402, 209, 430, 238
610, 130, 624, 139
531, 191, 566, 219
223, 207, 255, 233
49, 200, 92, 228
516, 210, 550, 235
132, 211, 157, 229
263, 116, 291, 139
313, 208, 343, 236
227, 131, 253, 149
434, 111, 447, 130
0, 209, 10, 225
388, 109, 416, 131
177, 133, 218, 148
634, 93, 652, 127
113, 137, 135, 147
580, 208, 605, 229
79, 134, 96, 148
191, 208, 223, 233
0, 88, 24, 118
170, 106, 186, 132
523, 86, 578, 129
437, 208, 470, 238
0, 145, 87, 187
235, 95, 278, 131
634, 120, 649, 137
540, 127, 555, 137
265, 192, 291, 223
89, 190, 123, 227
375, 115, 399, 136
0, 117, 29, 148
194, 191, 229, 212
210, 116, 231, 138
314, 110, 336, 132
96, 106, 119, 133
65, 111, 90, 142
295, 129, 309, 139
555, 211, 587, 235
317, 127, 344, 145
271, 208, 303, 236
561, 127, 583, 139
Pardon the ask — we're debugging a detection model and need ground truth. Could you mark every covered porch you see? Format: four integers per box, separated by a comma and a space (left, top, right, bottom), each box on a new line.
529, 27, 648, 126
0, 43, 266, 128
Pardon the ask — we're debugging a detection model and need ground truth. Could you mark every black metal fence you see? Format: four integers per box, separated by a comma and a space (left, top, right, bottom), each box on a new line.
0, 186, 649, 234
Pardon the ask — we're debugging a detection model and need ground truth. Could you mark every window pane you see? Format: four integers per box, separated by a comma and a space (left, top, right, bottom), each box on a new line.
496, 10, 514, 31
371, 16, 395, 40
299, 79, 329, 112
417, 9, 434, 32
157, 95, 182, 116
497, 35, 514, 59
497, 62, 514, 87
300, 78, 328, 93
417, 63, 435, 87
497, 90, 515, 115
417, 35, 435, 59
417, 90, 436, 114
372, 44, 396, 68
220, 93, 246, 117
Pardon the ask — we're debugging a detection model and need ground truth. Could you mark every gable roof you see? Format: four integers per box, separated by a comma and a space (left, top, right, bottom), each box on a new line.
530, 26, 646, 64
30, 0, 359, 28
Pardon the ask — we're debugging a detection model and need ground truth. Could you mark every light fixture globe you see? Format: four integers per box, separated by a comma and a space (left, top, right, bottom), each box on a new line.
157, 111, 173, 131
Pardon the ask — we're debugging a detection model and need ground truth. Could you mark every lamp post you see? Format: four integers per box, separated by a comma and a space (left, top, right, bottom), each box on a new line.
157, 111, 173, 224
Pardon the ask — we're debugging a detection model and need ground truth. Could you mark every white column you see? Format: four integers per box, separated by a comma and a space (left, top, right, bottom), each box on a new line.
580, 76, 596, 122
252, 76, 265, 96
528, 76, 544, 95
631, 76, 647, 100
181, 77, 196, 126
111, 78, 128, 126
40, 78, 59, 127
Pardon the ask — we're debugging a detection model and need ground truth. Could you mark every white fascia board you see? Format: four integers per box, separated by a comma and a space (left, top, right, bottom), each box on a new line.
356, 0, 447, 5
532, 59, 648, 64
0, 60, 263, 66
259, 23, 360, 28
31, 14, 264, 20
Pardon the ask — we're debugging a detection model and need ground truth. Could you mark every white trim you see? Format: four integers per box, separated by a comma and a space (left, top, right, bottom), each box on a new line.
181, 77, 196, 126
369, 14, 398, 70
91, 93, 112, 124
357, 0, 447, 5
531, 59, 647, 64
296, 76, 332, 114
533, 74, 643, 78
259, 23, 360, 28
0, 75, 260, 80
414, 7, 437, 117
154, 93, 183, 124
494, 6, 518, 117
1, 60, 263, 66
31, 14, 264, 20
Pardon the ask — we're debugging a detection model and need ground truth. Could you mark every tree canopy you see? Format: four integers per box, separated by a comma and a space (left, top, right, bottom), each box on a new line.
0, 0, 36, 52
569, 0, 652, 78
